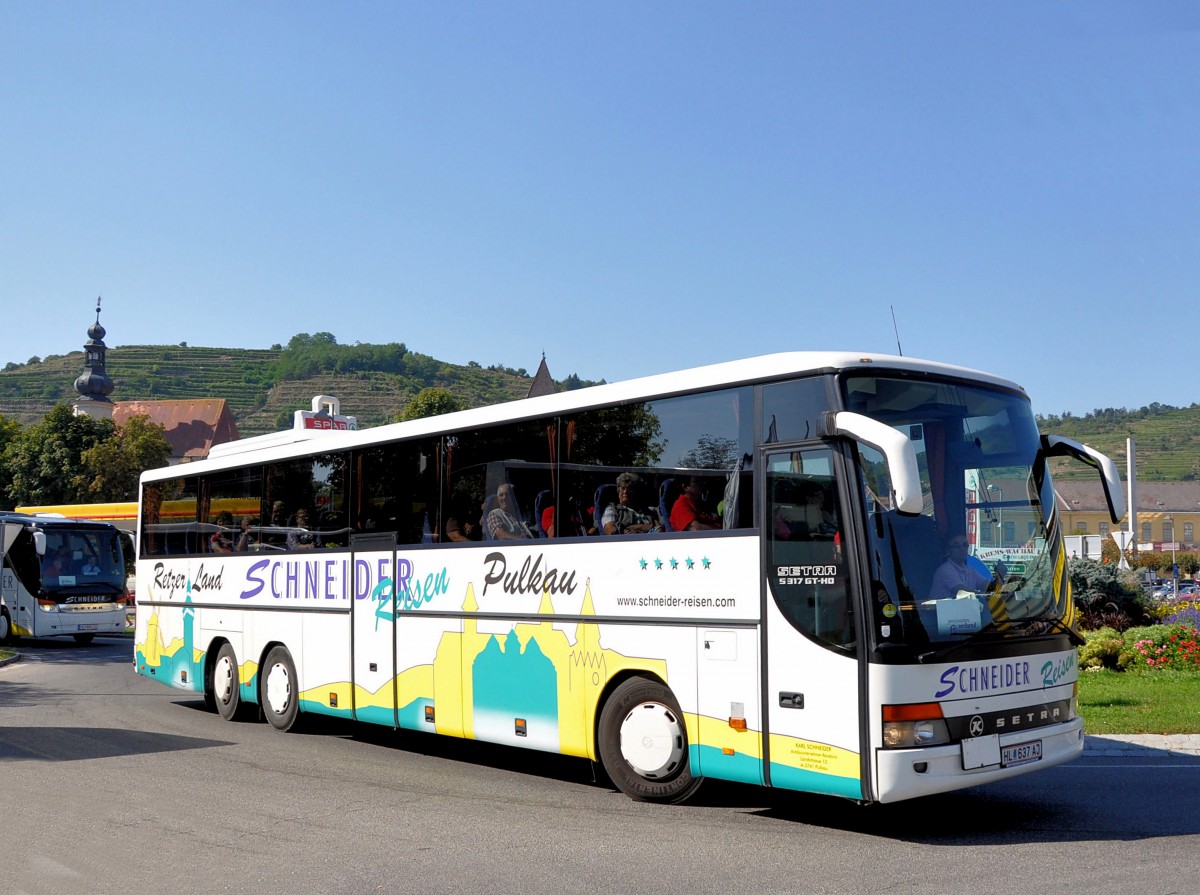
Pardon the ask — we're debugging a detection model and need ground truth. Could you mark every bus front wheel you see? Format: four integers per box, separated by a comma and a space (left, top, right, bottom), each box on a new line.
260, 645, 300, 732
598, 677, 702, 804
0, 609, 12, 645
212, 643, 244, 721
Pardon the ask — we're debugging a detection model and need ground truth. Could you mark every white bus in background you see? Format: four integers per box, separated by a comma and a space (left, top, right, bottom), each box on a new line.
133, 352, 1122, 804
1, 513, 130, 644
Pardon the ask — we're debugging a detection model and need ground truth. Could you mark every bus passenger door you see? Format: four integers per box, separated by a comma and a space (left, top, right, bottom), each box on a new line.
762, 447, 864, 800
351, 533, 397, 727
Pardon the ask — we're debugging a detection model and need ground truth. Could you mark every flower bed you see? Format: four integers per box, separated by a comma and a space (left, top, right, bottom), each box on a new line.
1081, 621, 1200, 671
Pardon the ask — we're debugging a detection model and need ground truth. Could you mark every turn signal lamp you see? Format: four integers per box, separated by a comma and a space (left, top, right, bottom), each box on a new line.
882, 702, 951, 748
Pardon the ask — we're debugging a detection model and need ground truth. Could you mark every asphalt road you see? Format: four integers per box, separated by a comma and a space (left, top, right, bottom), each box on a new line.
2, 636, 1199, 895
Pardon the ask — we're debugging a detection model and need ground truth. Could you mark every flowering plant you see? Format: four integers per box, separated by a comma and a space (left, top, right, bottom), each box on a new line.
1124, 624, 1200, 671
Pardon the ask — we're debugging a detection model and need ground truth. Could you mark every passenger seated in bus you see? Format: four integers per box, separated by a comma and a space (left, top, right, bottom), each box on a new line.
928, 533, 1007, 599
46, 545, 75, 577
669, 476, 719, 532
236, 516, 260, 551
486, 484, 533, 540
601, 472, 659, 535
210, 511, 235, 553
286, 508, 318, 550
798, 484, 838, 537
80, 554, 102, 575
542, 502, 584, 538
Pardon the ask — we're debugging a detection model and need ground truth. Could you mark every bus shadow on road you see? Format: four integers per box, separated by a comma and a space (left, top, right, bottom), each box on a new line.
715, 776, 1200, 843
0, 726, 231, 762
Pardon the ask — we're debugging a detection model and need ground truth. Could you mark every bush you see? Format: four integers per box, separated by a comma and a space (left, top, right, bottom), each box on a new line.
1080, 626, 1123, 670
1071, 558, 1150, 631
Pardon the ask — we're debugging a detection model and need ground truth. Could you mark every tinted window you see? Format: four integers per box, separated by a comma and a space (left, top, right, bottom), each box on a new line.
140, 477, 199, 557
766, 448, 854, 652
352, 439, 439, 545
563, 387, 753, 536
762, 377, 831, 444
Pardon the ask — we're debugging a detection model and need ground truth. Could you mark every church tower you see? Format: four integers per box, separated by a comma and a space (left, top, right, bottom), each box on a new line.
72, 297, 116, 420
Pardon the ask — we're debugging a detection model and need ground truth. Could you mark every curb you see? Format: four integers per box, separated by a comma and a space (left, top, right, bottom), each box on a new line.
1084, 733, 1200, 758
0, 651, 20, 668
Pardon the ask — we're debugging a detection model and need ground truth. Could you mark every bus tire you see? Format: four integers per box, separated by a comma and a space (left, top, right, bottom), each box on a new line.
598, 677, 702, 804
212, 642, 244, 721
260, 645, 300, 732
0, 608, 12, 645
73, 633, 95, 645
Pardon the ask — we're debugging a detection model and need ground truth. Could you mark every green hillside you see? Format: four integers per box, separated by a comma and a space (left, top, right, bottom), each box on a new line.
1039, 405, 1200, 482
0, 338, 587, 438
2, 342, 1196, 481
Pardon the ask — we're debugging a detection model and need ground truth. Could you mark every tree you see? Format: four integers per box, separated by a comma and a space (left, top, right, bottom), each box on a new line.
680, 434, 739, 470
1, 405, 115, 505
80, 414, 172, 501
0, 414, 23, 509
397, 387, 466, 422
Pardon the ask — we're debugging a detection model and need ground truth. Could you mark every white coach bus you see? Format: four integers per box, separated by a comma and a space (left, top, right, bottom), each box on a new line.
132, 352, 1121, 804
2, 512, 130, 644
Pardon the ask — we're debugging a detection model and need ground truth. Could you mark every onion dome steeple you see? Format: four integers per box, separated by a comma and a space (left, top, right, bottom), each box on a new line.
72, 296, 116, 419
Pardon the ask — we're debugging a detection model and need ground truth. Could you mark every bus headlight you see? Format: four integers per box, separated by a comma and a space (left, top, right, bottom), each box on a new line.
882, 702, 951, 748
36, 599, 58, 613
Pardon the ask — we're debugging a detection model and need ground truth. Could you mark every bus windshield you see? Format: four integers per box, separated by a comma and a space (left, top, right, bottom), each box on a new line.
37, 528, 126, 598
845, 374, 1068, 648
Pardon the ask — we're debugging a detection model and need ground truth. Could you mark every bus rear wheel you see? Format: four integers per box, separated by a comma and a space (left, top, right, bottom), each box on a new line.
598, 677, 702, 804
260, 645, 300, 732
212, 643, 244, 721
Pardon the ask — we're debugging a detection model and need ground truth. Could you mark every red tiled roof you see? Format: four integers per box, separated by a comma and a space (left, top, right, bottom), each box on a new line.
114, 399, 239, 461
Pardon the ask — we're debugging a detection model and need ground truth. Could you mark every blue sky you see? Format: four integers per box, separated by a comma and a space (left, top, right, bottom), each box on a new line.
1, 2, 1196, 418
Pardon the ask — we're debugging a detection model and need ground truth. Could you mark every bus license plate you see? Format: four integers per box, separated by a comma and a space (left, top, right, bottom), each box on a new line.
1001, 740, 1042, 767
78, 624, 97, 631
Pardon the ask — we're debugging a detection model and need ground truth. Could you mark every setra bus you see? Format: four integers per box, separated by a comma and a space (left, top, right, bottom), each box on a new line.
2, 512, 130, 644
132, 352, 1122, 803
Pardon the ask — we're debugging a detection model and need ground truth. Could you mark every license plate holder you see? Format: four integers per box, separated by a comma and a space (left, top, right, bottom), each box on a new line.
78, 623, 98, 631
1001, 739, 1042, 767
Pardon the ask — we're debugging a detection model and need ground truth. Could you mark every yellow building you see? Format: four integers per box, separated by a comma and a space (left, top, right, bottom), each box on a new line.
1054, 481, 1200, 551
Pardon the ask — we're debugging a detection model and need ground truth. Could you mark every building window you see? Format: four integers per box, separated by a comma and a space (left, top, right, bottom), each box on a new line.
1142, 522, 1152, 541
1164, 522, 1174, 544
1186, 523, 1194, 545
1076, 521, 1088, 533
1099, 522, 1109, 537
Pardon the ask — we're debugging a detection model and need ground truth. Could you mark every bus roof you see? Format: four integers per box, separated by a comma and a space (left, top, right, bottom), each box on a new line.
143, 350, 1027, 483
0, 511, 123, 531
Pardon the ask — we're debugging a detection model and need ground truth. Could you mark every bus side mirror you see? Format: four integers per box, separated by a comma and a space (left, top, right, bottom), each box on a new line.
1041, 434, 1125, 523
33, 531, 47, 556
821, 411, 923, 515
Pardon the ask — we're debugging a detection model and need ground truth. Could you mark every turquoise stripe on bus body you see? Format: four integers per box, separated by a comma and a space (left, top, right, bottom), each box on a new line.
399, 697, 433, 730
134, 643, 205, 693
690, 745, 764, 786
239, 675, 257, 704
768, 762, 863, 799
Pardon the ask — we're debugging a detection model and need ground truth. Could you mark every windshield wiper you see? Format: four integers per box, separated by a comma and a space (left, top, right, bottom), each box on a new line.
916, 627, 1007, 664
1008, 614, 1086, 646
46, 581, 124, 595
